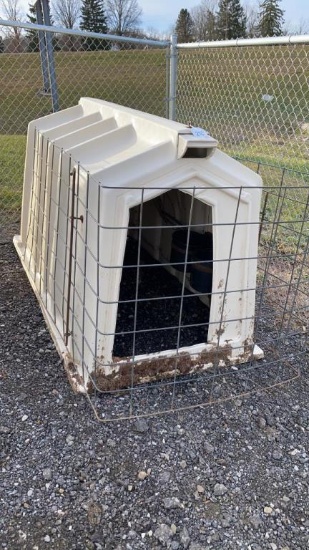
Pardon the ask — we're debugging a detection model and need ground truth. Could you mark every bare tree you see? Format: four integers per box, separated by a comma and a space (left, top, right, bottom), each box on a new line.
52, 0, 81, 28
106, 0, 142, 35
283, 18, 309, 35
191, 0, 218, 41
243, 0, 259, 37
145, 25, 172, 41
144, 26, 162, 40
0, 0, 24, 48
0, 0, 23, 21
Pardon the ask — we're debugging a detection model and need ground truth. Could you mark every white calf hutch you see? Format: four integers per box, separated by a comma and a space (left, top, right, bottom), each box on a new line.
14, 98, 264, 393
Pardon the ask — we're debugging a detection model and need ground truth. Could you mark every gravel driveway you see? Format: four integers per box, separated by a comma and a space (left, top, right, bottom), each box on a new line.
1, 242, 309, 550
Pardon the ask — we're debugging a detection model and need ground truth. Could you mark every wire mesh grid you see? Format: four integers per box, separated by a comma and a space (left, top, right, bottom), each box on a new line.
17, 131, 308, 421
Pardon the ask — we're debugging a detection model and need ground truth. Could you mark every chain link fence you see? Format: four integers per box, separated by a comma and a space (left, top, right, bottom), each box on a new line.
1, 24, 309, 241
176, 39, 309, 264
177, 40, 309, 169
176, 41, 309, 205
0, 21, 170, 241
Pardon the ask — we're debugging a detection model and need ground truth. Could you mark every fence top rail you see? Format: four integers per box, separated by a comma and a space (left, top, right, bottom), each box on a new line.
178, 34, 309, 49
0, 19, 170, 48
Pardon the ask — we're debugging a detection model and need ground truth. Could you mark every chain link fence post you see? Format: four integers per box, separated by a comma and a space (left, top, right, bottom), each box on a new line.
36, 0, 50, 95
168, 33, 178, 121
40, 0, 60, 111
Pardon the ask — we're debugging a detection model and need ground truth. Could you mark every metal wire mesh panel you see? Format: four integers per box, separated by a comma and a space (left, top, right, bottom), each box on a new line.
14, 129, 308, 421
89, 185, 309, 421
0, 23, 168, 240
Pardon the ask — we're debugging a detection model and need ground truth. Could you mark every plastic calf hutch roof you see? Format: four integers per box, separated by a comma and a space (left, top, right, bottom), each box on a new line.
14, 98, 263, 393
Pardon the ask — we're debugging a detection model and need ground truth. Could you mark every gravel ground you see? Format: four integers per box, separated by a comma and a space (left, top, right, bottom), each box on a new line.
1, 241, 309, 550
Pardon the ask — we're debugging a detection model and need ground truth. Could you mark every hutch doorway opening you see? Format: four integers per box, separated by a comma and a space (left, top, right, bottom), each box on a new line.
114, 189, 214, 358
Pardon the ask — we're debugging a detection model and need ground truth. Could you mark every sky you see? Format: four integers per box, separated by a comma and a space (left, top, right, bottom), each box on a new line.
11, 0, 309, 35
140, 0, 309, 35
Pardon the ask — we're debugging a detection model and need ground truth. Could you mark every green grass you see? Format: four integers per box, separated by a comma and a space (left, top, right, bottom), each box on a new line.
0, 50, 167, 134
0, 135, 26, 212
228, 142, 309, 176
0, 46, 308, 227
0, 49, 167, 215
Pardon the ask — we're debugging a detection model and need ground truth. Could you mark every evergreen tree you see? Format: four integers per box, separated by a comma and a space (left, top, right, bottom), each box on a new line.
0, 36, 4, 53
175, 8, 195, 43
80, 0, 110, 50
258, 0, 284, 36
217, 0, 247, 40
26, 3, 39, 52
